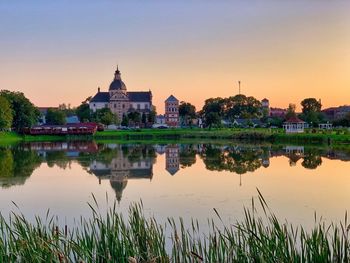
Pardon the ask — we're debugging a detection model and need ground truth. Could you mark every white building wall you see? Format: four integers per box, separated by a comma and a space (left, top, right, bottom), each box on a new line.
130, 102, 151, 110
89, 102, 108, 112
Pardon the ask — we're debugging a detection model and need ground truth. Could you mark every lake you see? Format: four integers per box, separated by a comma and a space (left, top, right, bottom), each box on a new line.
1, 142, 350, 230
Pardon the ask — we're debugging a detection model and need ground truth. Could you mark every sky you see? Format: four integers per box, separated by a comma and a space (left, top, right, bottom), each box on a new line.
0, 0, 349, 113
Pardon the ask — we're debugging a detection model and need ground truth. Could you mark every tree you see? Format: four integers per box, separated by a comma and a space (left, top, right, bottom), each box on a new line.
147, 109, 156, 124
128, 111, 141, 126
301, 98, 321, 114
94, 108, 118, 126
0, 90, 40, 131
46, 109, 66, 125
141, 113, 147, 125
179, 101, 196, 126
205, 112, 221, 129
300, 98, 323, 127
76, 103, 91, 122
224, 95, 262, 120
285, 104, 297, 120
121, 114, 129, 127
0, 95, 13, 130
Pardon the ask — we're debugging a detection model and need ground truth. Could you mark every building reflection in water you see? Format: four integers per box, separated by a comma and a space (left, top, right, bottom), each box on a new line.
165, 145, 180, 175
2, 142, 350, 195
89, 145, 154, 202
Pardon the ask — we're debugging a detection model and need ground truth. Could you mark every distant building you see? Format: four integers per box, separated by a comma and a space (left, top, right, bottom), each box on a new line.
232, 118, 263, 128
261, 98, 270, 116
89, 67, 153, 121
322, 106, 350, 121
155, 114, 166, 126
165, 95, 179, 127
270, 107, 287, 118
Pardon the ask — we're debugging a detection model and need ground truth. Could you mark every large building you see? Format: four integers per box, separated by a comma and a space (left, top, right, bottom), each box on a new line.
165, 95, 179, 127
89, 67, 153, 121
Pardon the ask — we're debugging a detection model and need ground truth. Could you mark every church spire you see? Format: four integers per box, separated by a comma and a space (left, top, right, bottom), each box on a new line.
114, 65, 121, 80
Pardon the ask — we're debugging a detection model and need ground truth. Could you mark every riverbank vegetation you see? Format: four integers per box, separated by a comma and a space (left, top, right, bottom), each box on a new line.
0, 193, 349, 262
1, 128, 350, 146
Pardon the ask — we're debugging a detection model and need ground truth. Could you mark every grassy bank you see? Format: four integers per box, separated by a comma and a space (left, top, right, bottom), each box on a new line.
0, 193, 349, 262
1, 128, 350, 145
0, 132, 22, 145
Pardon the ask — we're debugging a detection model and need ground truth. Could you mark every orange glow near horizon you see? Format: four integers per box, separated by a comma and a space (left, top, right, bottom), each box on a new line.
0, 1, 349, 113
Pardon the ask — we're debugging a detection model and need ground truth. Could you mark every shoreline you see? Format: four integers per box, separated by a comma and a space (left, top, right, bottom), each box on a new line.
1, 128, 350, 146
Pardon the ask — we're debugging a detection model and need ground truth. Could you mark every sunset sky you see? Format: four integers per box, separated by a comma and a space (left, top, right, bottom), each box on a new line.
0, 0, 349, 113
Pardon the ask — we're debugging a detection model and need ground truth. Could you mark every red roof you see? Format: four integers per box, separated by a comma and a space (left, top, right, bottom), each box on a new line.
284, 116, 305, 123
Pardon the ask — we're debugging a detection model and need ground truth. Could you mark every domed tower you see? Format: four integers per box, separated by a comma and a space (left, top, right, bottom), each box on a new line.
109, 66, 130, 120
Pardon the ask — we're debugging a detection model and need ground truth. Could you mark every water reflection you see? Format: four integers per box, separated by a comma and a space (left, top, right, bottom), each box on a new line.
0, 142, 350, 197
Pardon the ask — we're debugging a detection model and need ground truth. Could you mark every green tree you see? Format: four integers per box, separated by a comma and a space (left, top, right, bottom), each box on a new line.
224, 94, 262, 120
285, 103, 297, 120
46, 109, 66, 125
147, 108, 156, 124
301, 98, 322, 114
205, 112, 221, 129
179, 101, 196, 126
141, 112, 147, 125
300, 98, 323, 127
121, 114, 129, 127
94, 108, 118, 126
0, 90, 40, 131
0, 95, 13, 130
76, 103, 91, 122
128, 111, 141, 126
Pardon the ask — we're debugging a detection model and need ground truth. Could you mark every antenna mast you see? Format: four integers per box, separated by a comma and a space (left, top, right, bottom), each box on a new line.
238, 81, 241, 95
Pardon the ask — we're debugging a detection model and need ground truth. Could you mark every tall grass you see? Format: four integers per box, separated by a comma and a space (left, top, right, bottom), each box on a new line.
0, 191, 349, 262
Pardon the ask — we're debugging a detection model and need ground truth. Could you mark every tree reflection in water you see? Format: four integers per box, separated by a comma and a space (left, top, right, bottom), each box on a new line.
1, 142, 349, 198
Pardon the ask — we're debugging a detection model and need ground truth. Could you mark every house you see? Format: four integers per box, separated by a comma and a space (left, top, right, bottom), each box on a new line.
89, 67, 153, 121
283, 117, 307, 133
232, 118, 263, 128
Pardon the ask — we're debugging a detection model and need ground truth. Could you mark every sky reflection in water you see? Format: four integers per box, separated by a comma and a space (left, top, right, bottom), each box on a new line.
0, 142, 349, 229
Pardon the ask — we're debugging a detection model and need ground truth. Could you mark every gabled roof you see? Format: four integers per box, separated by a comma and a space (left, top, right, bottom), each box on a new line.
284, 116, 305, 123
90, 92, 110, 103
127, 91, 152, 102
165, 95, 178, 102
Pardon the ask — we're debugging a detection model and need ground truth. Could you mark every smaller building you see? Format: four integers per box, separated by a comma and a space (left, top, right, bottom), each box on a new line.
283, 117, 307, 133
261, 98, 270, 116
270, 107, 287, 118
319, 123, 332, 130
155, 115, 166, 125
165, 95, 179, 127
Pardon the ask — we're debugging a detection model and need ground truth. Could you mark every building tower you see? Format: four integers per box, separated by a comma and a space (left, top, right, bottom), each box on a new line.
261, 98, 270, 116
165, 95, 179, 127
109, 67, 130, 120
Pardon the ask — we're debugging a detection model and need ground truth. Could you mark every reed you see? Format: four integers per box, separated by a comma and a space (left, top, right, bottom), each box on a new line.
0, 191, 349, 262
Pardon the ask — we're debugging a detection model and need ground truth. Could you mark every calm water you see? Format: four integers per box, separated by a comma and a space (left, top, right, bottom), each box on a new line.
1, 142, 350, 229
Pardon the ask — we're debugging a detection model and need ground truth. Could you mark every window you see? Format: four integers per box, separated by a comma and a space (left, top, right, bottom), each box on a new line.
145, 104, 148, 109
137, 104, 140, 109
122, 104, 125, 109
114, 104, 117, 108
93, 103, 96, 107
